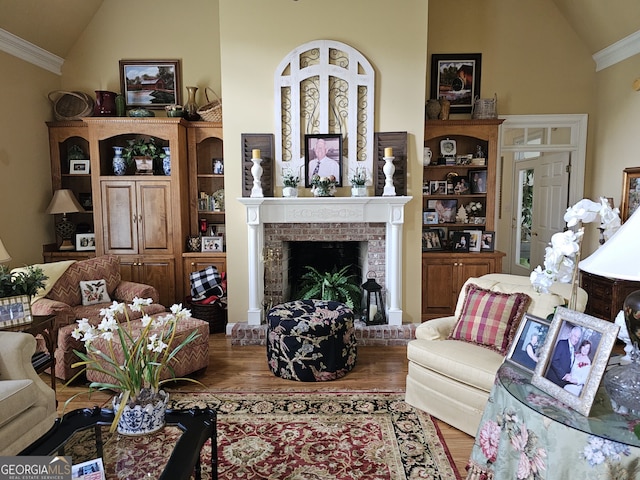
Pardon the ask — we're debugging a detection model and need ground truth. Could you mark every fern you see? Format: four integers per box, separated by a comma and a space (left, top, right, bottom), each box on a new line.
297, 265, 361, 310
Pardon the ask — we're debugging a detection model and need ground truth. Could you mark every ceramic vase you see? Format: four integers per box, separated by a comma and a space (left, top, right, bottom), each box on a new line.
426, 99, 441, 120
282, 186, 298, 198
113, 146, 126, 176
184, 86, 200, 121
113, 389, 168, 436
162, 147, 171, 176
351, 186, 367, 197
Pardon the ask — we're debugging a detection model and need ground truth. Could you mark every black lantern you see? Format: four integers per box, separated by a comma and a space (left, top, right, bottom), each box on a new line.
362, 275, 386, 325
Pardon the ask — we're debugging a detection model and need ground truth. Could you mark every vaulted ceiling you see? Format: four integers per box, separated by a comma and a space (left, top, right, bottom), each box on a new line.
0, 0, 637, 62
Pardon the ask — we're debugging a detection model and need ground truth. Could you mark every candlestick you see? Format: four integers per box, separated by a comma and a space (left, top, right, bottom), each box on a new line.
384, 147, 393, 158
252, 149, 261, 159
369, 304, 378, 323
250, 157, 264, 198
382, 155, 396, 196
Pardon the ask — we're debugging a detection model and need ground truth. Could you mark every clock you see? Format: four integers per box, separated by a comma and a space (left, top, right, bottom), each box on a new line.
440, 138, 457, 157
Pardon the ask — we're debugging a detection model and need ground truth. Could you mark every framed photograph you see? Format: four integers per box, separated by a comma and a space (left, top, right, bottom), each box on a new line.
72, 457, 105, 480
78, 193, 93, 211
620, 166, 640, 221
0, 295, 32, 328
430, 53, 482, 114
469, 169, 487, 194
428, 199, 458, 223
423, 210, 439, 225
429, 180, 447, 195
304, 134, 343, 187
70, 159, 90, 174
422, 228, 443, 251
464, 229, 482, 252
431, 226, 448, 249
480, 231, 495, 252
76, 233, 96, 251
532, 307, 619, 416
453, 176, 470, 195
506, 314, 552, 374
422, 183, 431, 195
119, 59, 182, 109
451, 231, 471, 252
201, 235, 224, 252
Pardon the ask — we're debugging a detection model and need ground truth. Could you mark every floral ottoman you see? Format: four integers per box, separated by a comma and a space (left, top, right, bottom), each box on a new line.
266, 299, 357, 382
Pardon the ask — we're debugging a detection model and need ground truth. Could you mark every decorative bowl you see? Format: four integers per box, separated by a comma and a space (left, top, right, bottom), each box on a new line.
128, 108, 155, 117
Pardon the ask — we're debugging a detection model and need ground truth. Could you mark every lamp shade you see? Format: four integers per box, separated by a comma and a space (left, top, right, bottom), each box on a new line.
0, 238, 11, 264
45, 189, 85, 215
579, 208, 640, 281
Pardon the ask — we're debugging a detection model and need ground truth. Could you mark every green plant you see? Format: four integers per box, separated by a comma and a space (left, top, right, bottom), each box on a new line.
296, 265, 362, 310
121, 137, 166, 168
282, 169, 300, 188
349, 167, 367, 187
0, 265, 48, 298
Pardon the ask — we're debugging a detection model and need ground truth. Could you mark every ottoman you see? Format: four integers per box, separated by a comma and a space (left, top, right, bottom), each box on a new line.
86, 315, 210, 385
267, 299, 357, 382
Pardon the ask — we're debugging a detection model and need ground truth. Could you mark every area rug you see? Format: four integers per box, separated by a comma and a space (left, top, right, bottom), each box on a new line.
168, 391, 461, 480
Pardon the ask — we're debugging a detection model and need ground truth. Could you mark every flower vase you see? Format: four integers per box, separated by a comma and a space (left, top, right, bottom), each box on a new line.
312, 186, 335, 197
282, 186, 298, 198
184, 86, 200, 121
113, 146, 126, 176
162, 147, 171, 176
351, 186, 367, 197
113, 389, 168, 435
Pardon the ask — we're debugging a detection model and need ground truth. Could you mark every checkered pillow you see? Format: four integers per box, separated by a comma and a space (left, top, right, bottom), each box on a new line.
190, 266, 224, 301
449, 283, 531, 354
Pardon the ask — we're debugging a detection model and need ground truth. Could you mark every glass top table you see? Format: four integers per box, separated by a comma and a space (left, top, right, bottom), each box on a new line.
20, 407, 217, 480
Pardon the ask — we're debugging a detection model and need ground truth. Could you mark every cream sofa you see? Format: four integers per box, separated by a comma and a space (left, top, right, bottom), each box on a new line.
0, 332, 57, 455
405, 273, 587, 436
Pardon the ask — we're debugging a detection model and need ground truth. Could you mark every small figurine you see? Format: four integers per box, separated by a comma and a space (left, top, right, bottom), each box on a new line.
475, 145, 485, 158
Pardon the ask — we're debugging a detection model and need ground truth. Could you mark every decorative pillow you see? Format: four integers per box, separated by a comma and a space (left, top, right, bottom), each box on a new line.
80, 279, 112, 306
48, 255, 121, 306
448, 283, 531, 354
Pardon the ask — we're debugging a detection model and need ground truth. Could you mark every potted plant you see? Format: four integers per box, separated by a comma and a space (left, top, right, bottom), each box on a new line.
0, 265, 47, 300
349, 167, 368, 197
282, 168, 300, 197
296, 265, 361, 310
310, 174, 338, 197
69, 298, 203, 434
120, 137, 167, 175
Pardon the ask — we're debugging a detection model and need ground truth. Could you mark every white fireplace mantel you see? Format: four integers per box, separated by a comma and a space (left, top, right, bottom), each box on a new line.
239, 196, 412, 325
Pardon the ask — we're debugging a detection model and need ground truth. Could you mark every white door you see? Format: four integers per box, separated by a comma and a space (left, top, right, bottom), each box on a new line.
510, 152, 571, 276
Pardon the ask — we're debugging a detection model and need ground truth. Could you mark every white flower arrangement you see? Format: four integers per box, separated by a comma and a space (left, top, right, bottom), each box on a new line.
465, 201, 483, 217
530, 197, 621, 294
349, 167, 367, 187
282, 168, 300, 188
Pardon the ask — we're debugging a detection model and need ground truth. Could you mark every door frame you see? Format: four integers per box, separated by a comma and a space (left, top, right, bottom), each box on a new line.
497, 114, 587, 273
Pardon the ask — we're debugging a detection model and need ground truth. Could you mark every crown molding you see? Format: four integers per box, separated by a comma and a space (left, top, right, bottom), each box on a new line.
593, 29, 640, 72
0, 28, 63, 75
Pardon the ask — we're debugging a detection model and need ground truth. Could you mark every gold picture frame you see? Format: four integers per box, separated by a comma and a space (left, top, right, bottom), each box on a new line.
620, 166, 640, 222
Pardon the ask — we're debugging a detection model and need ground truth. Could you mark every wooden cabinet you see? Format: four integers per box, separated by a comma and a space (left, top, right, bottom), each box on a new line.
580, 271, 640, 322
42, 243, 95, 263
422, 252, 504, 320
182, 253, 227, 298
422, 120, 504, 321
119, 256, 176, 307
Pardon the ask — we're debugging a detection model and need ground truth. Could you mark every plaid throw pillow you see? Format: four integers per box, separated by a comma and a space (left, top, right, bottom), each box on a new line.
449, 283, 531, 354
190, 266, 224, 301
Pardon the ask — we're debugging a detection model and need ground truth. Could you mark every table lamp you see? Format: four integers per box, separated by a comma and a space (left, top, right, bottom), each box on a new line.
45, 189, 85, 251
579, 208, 640, 413
0, 237, 11, 269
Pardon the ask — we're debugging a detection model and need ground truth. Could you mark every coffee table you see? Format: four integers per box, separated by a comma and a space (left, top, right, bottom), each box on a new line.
20, 406, 217, 480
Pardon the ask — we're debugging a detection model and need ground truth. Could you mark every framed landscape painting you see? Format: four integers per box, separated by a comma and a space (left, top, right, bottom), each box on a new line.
430, 53, 481, 114
621, 166, 640, 221
119, 59, 181, 109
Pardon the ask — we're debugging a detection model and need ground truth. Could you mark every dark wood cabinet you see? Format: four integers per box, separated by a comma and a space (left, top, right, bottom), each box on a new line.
580, 271, 640, 322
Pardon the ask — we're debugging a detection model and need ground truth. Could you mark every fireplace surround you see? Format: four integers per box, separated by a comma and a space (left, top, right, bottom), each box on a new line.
239, 196, 412, 325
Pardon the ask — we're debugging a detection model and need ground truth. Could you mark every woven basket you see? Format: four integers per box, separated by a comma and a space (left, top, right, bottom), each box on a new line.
197, 87, 222, 122
186, 298, 227, 333
471, 94, 498, 119
48, 90, 94, 121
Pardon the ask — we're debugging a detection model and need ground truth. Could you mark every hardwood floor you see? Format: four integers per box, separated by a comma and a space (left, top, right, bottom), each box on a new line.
51, 333, 474, 476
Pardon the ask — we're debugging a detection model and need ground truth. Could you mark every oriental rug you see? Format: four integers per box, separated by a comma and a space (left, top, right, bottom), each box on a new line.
65, 391, 460, 480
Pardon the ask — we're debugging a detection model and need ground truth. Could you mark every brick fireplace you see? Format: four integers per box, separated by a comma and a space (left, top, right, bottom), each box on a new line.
238, 196, 411, 325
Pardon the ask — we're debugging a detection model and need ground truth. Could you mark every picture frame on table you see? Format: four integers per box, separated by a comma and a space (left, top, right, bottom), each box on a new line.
70, 160, 90, 174
464, 229, 482, 252
430, 53, 482, 114
304, 133, 343, 187
423, 210, 439, 225
451, 231, 470, 252
429, 180, 447, 195
201, 235, 224, 252
428, 199, 458, 223
469, 169, 487, 194
0, 295, 32, 328
621, 166, 640, 221
532, 307, 619, 416
480, 231, 495, 251
76, 233, 96, 251
422, 228, 443, 251
431, 226, 448, 249
119, 59, 181, 109
78, 193, 93, 211
506, 314, 551, 374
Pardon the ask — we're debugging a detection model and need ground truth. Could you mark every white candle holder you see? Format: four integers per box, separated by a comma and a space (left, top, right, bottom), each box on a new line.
250, 156, 264, 198
382, 155, 396, 196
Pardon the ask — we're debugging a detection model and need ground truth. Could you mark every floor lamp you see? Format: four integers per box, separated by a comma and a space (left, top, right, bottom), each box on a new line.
579, 208, 640, 413
45, 189, 85, 251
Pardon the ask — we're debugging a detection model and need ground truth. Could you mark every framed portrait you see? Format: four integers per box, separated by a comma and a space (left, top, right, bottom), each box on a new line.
453, 176, 470, 195
464, 229, 482, 252
469, 169, 487, 194
78, 193, 93, 212
119, 59, 182, 109
428, 199, 457, 223
422, 183, 431, 195
430, 53, 482, 114
76, 233, 96, 251
423, 210, 439, 225
70, 159, 90, 174
451, 231, 470, 252
532, 307, 619, 416
480, 231, 495, 252
506, 314, 552, 374
201, 235, 224, 252
431, 226, 448, 249
620, 166, 640, 221
422, 228, 443, 251
304, 134, 343, 187
0, 295, 32, 327
429, 180, 447, 195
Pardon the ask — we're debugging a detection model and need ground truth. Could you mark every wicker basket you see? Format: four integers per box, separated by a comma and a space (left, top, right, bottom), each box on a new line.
48, 90, 94, 121
186, 298, 227, 333
197, 87, 222, 122
471, 94, 498, 119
